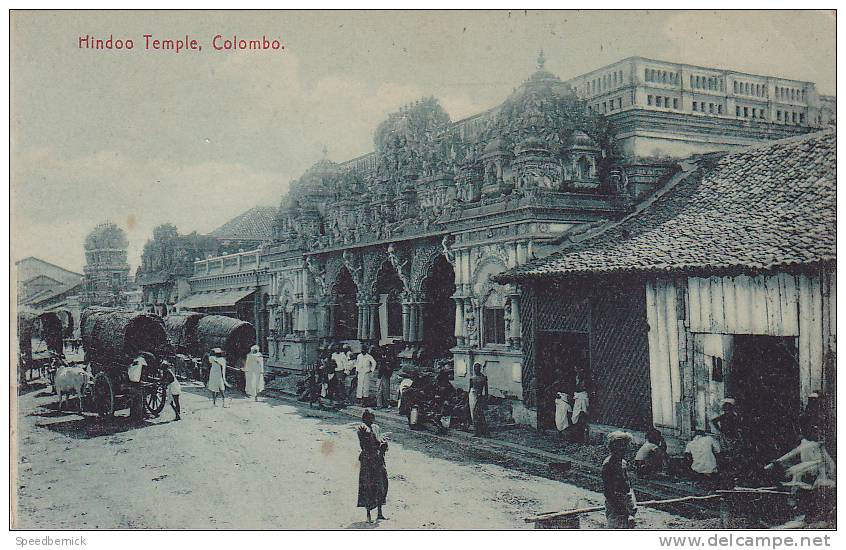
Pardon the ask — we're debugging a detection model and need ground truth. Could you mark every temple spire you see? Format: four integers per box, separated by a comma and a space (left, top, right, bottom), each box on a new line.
537, 49, 546, 70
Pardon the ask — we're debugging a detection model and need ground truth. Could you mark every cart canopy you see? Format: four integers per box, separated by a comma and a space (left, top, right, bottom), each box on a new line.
81, 307, 170, 365
163, 312, 204, 354
194, 315, 255, 366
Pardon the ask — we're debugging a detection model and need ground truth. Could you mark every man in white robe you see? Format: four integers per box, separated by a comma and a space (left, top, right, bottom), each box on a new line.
355, 347, 376, 403
244, 345, 265, 400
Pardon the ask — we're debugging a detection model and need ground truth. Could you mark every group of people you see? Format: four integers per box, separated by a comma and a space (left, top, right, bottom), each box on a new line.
550, 364, 594, 443
204, 345, 266, 408
304, 343, 399, 409
604, 393, 835, 529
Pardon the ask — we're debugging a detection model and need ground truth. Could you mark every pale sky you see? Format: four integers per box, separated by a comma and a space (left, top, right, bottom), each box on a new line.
11, 10, 836, 273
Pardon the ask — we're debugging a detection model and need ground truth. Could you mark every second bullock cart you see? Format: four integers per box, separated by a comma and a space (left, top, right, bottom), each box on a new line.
81, 307, 173, 419
164, 313, 256, 389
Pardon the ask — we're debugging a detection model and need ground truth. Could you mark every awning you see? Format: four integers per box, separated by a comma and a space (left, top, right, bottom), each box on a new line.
175, 289, 255, 310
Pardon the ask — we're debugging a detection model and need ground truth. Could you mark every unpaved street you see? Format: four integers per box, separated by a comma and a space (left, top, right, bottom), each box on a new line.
14, 381, 710, 529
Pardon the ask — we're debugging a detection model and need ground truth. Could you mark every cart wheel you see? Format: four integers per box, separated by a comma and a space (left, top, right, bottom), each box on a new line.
144, 383, 167, 417
93, 372, 114, 418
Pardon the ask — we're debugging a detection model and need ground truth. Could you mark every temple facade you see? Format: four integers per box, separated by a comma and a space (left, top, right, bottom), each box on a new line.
182, 54, 831, 409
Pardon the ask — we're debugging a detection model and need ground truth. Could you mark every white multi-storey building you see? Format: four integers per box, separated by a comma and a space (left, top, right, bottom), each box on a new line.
565, 56, 835, 157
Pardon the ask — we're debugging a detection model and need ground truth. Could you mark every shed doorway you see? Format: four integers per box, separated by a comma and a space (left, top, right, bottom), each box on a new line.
536, 331, 589, 429
728, 335, 800, 464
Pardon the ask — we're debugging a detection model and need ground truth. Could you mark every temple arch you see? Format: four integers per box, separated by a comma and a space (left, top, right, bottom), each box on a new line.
372, 259, 405, 345
420, 254, 456, 365
330, 266, 358, 341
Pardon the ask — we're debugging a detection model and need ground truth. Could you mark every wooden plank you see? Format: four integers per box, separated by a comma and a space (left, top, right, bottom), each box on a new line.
666, 281, 681, 410
721, 276, 738, 334
700, 277, 712, 333
778, 272, 799, 336
733, 274, 753, 334
709, 276, 725, 333
688, 276, 702, 332
645, 280, 666, 426
693, 334, 707, 431
763, 273, 783, 335
750, 274, 770, 334
797, 274, 813, 403
654, 280, 672, 424
809, 274, 823, 393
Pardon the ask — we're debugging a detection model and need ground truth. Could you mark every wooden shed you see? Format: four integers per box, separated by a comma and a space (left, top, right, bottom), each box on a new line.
497, 131, 836, 454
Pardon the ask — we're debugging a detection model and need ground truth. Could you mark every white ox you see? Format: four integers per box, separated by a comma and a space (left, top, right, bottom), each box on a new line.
55, 365, 93, 412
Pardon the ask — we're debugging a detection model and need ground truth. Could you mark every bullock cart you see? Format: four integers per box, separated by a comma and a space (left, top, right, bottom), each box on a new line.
81, 307, 172, 418
164, 313, 255, 388
18, 310, 66, 387
163, 312, 204, 379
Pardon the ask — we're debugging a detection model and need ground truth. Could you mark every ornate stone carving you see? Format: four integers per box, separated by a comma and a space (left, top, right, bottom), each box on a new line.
410, 240, 448, 294
386, 243, 411, 291
441, 235, 456, 266
305, 256, 327, 298
341, 249, 362, 286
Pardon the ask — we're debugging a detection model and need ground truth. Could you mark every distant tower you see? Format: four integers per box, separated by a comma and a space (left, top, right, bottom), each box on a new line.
82, 221, 130, 308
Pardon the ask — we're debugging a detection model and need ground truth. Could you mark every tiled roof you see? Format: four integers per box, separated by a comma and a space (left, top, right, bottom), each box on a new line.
208, 206, 277, 241
497, 131, 836, 282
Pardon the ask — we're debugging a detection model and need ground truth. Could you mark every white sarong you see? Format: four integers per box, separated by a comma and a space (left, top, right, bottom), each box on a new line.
244, 352, 265, 397
572, 391, 589, 424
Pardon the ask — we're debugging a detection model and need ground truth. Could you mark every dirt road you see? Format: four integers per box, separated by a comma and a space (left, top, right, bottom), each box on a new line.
14, 380, 715, 529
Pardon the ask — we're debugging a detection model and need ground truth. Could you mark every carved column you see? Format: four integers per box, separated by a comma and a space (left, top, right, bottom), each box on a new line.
416, 302, 426, 342
462, 251, 473, 294
369, 302, 379, 342
454, 297, 465, 346
357, 304, 366, 340
509, 292, 522, 348
402, 302, 411, 342
408, 303, 419, 343
326, 303, 336, 338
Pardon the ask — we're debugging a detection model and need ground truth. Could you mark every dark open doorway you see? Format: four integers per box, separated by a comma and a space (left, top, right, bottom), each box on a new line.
422, 254, 456, 366
536, 331, 589, 429
334, 267, 358, 340
374, 260, 405, 343
729, 335, 800, 464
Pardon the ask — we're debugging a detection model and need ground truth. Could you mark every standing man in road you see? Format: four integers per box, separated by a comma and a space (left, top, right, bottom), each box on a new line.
357, 409, 389, 523
468, 362, 489, 436
376, 345, 394, 409
602, 431, 637, 529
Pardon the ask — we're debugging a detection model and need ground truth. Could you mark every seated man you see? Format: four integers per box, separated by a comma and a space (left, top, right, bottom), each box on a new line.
684, 431, 721, 481
635, 427, 668, 478
766, 423, 836, 525
767, 424, 835, 490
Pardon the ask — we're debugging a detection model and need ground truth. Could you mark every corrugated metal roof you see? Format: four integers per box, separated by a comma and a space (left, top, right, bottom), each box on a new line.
496, 130, 835, 282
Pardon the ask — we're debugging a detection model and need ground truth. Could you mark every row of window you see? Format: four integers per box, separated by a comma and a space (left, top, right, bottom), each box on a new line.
776, 86, 806, 102
736, 105, 766, 119
690, 74, 724, 92
586, 69, 626, 95
646, 94, 680, 109
692, 101, 723, 115
734, 81, 766, 98
645, 68, 679, 85
776, 110, 805, 124
588, 97, 624, 114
